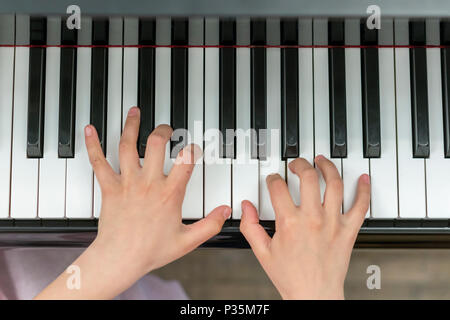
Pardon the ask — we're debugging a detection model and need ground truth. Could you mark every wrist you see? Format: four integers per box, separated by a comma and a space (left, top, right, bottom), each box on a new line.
35, 240, 147, 300
90, 236, 153, 277
80, 239, 149, 296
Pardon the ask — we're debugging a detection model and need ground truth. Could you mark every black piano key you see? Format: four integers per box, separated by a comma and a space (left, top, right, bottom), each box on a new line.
441, 21, 450, 158
219, 19, 236, 159
250, 19, 267, 160
138, 19, 156, 158
409, 21, 430, 158
328, 20, 347, 158
58, 22, 77, 158
361, 22, 381, 158
280, 19, 299, 160
170, 19, 189, 156
90, 19, 109, 156
27, 17, 47, 158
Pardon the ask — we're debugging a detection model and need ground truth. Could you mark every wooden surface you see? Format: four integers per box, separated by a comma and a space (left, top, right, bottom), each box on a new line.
152, 249, 450, 299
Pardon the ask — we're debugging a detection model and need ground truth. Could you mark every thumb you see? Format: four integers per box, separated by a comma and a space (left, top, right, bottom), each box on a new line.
182, 205, 231, 250
240, 200, 271, 260
344, 174, 371, 229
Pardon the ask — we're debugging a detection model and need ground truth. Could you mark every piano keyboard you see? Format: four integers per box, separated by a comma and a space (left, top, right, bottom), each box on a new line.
1, 14, 450, 248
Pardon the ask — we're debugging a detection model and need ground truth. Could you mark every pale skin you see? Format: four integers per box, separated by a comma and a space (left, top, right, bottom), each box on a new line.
35, 106, 370, 300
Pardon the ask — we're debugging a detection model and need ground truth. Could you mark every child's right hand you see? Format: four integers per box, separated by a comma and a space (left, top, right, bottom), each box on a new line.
240, 156, 370, 299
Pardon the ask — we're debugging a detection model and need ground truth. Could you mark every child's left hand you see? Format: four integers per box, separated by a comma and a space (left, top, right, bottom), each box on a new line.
35, 107, 230, 299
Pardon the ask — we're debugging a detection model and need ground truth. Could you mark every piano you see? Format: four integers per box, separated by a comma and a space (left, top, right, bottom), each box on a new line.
1, 0, 450, 248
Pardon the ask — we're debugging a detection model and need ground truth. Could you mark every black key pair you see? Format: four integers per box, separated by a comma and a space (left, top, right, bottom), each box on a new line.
170, 18, 237, 159
26, 18, 105, 159
251, 18, 300, 160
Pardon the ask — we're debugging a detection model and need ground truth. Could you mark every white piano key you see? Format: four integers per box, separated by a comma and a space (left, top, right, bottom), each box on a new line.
204, 157, 231, 215
122, 17, 139, 128
94, 18, 123, 218
66, 17, 93, 218
260, 19, 285, 221
313, 19, 342, 202
370, 19, 399, 218
394, 19, 426, 218
155, 18, 173, 176
232, 18, 259, 219
182, 18, 203, 219
39, 17, 66, 218
204, 18, 231, 215
425, 20, 450, 218
288, 19, 314, 206
11, 15, 39, 219
0, 15, 15, 218
342, 20, 370, 215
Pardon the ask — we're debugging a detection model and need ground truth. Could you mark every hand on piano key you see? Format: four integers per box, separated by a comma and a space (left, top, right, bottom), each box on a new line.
240, 156, 370, 300
36, 107, 231, 300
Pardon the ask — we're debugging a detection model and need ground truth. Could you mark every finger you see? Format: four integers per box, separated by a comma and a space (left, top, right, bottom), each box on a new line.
344, 174, 371, 228
288, 158, 321, 209
182, 205, 231, 250
240, 200, 271, 261
266, 174, 296, 220
167, 144, 202, 189
143, 124, 173, 179
119, 107, 141, 174
314, 155, 343, 212
85, 125, 117, 186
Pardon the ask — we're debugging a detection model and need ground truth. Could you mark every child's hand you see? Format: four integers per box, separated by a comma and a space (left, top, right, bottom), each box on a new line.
89, 106, 231, 274
36, 107, 230, 299
240, 156, 370, 300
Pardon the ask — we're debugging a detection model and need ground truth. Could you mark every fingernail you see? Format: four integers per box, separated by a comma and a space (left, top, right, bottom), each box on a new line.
191, 144, 203, 163
222, 207, 231, 219
85, 125, 92, 137
288, 163, 296, 174
128, 107, 139, 116
315, 154, 325, 162
241, 201, 247, 214
361, 174, 370, 184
